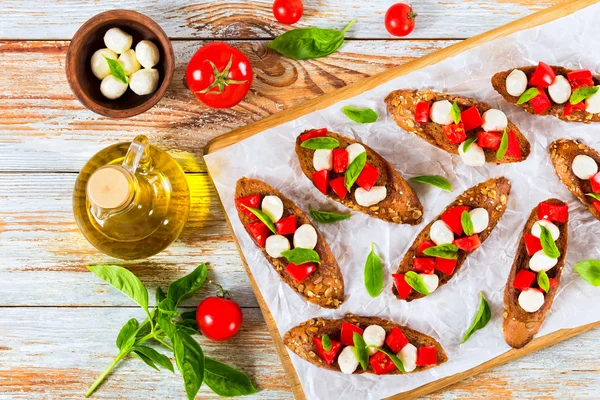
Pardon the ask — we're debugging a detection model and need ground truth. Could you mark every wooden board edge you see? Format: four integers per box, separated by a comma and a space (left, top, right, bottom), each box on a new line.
204, 0, 598, 156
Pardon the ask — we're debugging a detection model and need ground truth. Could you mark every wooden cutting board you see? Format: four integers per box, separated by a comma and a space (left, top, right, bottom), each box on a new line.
204, 1, 600, 398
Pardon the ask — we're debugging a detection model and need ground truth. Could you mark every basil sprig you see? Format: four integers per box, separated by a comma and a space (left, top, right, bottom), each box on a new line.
517, 87, 539, 104
343, 106, 378, 123
301, 137, 340, 150
461, 292, 491, 343
574, 260, 600, 286
586, 193, 600, 201
281, 248, 321, 264
352, 332, 369, 370
409, 175, 452, 192
462, 136, 478, 153
267, 19, 356, 60
364, 243, 383, 298
461, 211, 474, 237
451, 101, 461, 124
321, 334, 332, 351
496, 128, 508, 160
537, 270, 550, 292
367, 346, 406, 372
344, 152, 367, 191
103, 55, 128, 84
570, 86, 599, 105
309, 208, 352, 223
423, 243, 458, 260
242, 205, 277, 233
539, 225, 560, 258
404, 271, 430, 295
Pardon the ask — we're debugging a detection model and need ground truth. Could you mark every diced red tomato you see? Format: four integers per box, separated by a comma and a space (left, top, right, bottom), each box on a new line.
356, 163, 379, 191
332, 148, 349, 173
506, 130, 522, 158
538, 202, 569, 223
567, 69, 593, 82
435, 257, 457, 275
524, 233, 543, 256
385, 327, 409, 353
340, 322, 363, 346
235, 194, 261, 220
413, 257, 435, 274
593, 201, 600, 214
329, 177, 348, 199
590, 172, 600, 193
313, 337, 342, 366
369, 351, 397, 375
300, 128, 328, 142
530, 88, 552, 114
564, 101, 586, 116
247, 221, 271, 247
477, 131, 502, 150
441, 206, 469, 236
392, 273, 412, 300
461, 106, 483, 132
570, 78, 595, 90
415, 101, 430, 123
540, 277, 559, 293
312, 170, 329, 195
529, 62, 555, 87
275, 215, 297, 235
285, 262, 317, 284
513, 269, 536, 291
453, 235, 481, 252
416, 346, 437, 366
442, 122, 467, 144
417, 240, 435, 255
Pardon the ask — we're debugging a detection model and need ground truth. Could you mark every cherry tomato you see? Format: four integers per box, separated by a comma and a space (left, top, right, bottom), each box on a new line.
185, 42, 253, 109
385, 3, 417, 37
196, 296, 243, 341
273, 0, 304, 25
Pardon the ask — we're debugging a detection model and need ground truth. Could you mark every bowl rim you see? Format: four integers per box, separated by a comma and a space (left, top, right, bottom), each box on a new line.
65, 9, 174, 119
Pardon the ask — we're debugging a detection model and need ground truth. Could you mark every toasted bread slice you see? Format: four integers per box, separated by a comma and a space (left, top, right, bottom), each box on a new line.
384, 89, 530, 163
235, 177, 344, 308
492, 66, 600, 123
392, 177, 511, 301
549, 138, 600, 220
284, 314, 447, 374
503, 199, 569, 349
295, 131, 423, 225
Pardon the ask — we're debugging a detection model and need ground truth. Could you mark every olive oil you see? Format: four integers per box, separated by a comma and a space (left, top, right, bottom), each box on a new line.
73, 135, 190, 259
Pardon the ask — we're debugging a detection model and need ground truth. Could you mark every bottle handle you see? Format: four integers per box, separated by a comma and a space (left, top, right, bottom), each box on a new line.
122, 135, 151, 174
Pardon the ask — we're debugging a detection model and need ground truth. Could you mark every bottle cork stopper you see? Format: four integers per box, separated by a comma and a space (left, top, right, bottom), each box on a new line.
87, 166, 132, 210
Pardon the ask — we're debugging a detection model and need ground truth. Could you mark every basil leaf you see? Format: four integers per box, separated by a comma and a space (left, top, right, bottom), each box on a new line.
267, 19, 356, 60
157, 298, 177, 338
461, 292, 491, 343
102, 55, 128, 84
586, 193, 600, 201
309, 208, 351, 223
134, 345, 175, 373
116, 318, 138, 350
409, 175, 452, 192
574, 260, 600, 286
204, 357, 258, 397
342, 106, 378, 124
243, 205, 277, 233
367, 346, 406, 373
345, 152, 367, 191
364, 243, 383, 298
496, 128, 508, 160
167, 264, 208, 307
570, 86, 599, 105
87, 265, 149, 316
451, 102, 461, 124
132, 350, 159, 371
540, 225, 560, 258
173, 330, 205, 400
281, 248, 321, 264
321, 334, 332, 351
461, 211, 474, 237
404, 271, 430, 295
517, 87, 539, 104
462, 136, 478, 153
352, 332, 369, 370
301, 137, 340, 150
177, 312, 201, 336
423, 243, 458, 260
537, 270, 550, 293
156, 287, 166, 303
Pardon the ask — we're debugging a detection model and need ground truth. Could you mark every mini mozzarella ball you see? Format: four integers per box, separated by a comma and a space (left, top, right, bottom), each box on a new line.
430, 100, 453, 125
430, 220, 454, 245
529, 250, 558, 272
345, 143, 366, 164
506, 69, 528, 97
129, 68, 159, 96
548, 75, 572, 104
135, 40, 160, 69
419, 273, 439, 293
261, 195, 283, 222
531, 220, 560, 241
397, 343, 417, 372
469, 208, 489, 234
265, 235, 290, 258
518, 288, 545, 313
459, 141, 486, 167
572, 154, 599, 180
363, 325, 386, 356
90, 48, 118, 80
118, 49, 141, 76
355, 186, 387, 207
585, 87, 600, 113
338, 346, 359, 374
481, 109, 508, 132
104, 27, 133, 54
100, 75, 128, 99
313, 149, 332, 171
293, 224, 318, 250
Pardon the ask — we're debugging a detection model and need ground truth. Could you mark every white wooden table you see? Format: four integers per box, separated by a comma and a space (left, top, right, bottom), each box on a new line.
1, 1, 599, 398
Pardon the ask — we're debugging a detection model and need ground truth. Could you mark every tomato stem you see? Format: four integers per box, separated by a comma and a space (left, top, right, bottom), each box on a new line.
196, 56, 247, 95
208, 280, 232, 299
408, 11, 418, 20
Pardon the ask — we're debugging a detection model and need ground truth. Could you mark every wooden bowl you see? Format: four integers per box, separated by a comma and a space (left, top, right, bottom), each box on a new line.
66, 10, 174, 118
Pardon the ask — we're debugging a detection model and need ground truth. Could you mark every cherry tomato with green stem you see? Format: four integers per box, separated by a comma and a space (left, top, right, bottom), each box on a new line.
273, 0, 304, 25
196, 282, 243, 341
385, 3, 417, 37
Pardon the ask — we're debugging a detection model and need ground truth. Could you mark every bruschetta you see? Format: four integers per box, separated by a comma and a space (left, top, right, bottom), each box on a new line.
549, 138, 600, 220
503, 199, 569, 349
283, 314, 447, 374
384, 89, 530, 165
235, 177, 344, 308
294, 129, 423, 225
392, 177, 511, 301
492, 62, 600, 123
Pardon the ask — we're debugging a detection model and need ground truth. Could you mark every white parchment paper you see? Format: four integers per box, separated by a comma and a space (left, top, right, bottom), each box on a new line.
205, 4, 600, 399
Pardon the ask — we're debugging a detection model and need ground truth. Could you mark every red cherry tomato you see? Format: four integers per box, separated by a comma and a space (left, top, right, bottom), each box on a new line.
185, 42, 253, 109
385, 3, 417, 37
273, 0, 304, 24
196, 296, 243, 341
